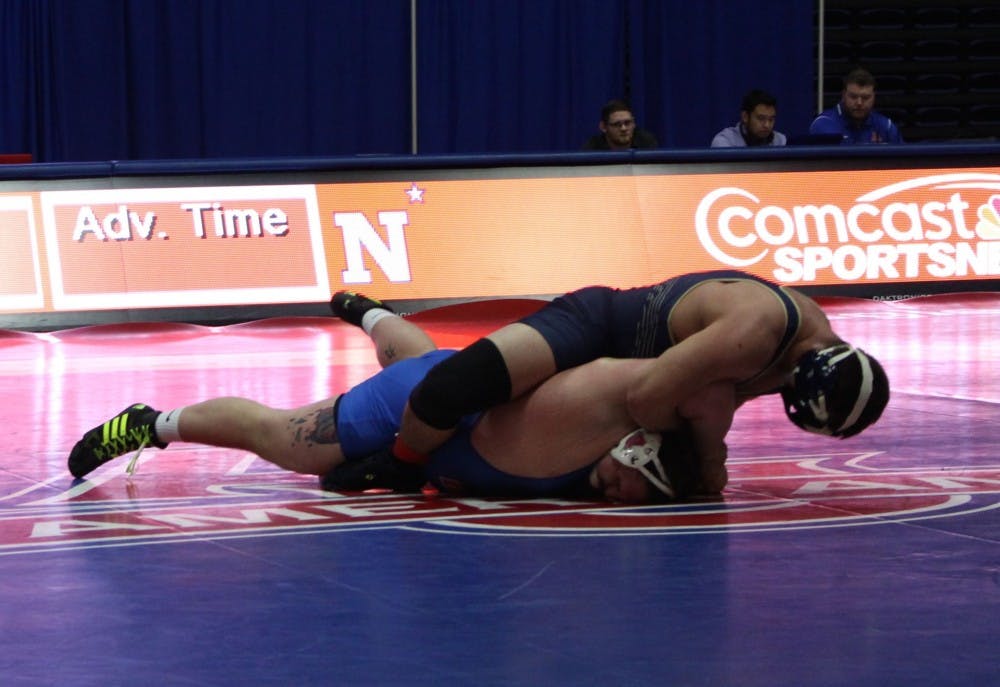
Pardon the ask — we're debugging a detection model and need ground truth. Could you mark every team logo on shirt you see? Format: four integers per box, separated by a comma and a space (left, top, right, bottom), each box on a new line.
0, 448, 996, 554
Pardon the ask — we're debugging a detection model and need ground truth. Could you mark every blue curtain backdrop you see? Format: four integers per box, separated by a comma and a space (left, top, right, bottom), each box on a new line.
1, 0, 412, 161
414, 0, 628, 154
0, 0, 813, 162
627, 0, 815, 149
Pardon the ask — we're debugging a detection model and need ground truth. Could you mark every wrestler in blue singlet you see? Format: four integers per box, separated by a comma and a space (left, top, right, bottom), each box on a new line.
335, 350, 595, 497
519, 270, 801, 380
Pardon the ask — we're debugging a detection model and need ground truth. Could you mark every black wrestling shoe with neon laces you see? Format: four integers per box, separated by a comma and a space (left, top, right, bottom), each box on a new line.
67, 404, 166, 479
330, 291, 393, 327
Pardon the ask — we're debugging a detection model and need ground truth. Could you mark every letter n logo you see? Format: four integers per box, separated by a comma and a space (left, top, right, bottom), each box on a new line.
334, 211, 412, 283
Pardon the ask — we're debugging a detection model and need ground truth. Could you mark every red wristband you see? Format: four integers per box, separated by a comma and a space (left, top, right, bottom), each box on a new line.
392, 436, 428, 464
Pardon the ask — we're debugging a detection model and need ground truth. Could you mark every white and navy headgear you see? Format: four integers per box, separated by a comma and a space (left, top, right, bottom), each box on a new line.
782, 344, 889, 438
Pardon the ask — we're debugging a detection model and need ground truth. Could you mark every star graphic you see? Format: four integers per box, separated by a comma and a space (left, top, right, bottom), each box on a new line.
405, 182, 425, 204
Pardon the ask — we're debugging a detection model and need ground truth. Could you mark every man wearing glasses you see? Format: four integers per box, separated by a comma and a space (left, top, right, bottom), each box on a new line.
581, 99, 659, 150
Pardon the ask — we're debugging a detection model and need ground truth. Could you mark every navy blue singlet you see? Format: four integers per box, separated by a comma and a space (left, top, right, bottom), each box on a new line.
518, 270, 801, 375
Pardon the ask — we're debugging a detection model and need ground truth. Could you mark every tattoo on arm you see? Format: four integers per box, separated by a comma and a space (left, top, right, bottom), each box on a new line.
382, 343, 398, 362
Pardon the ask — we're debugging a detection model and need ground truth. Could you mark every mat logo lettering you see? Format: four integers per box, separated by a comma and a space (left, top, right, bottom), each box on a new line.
2, 452, 997, 553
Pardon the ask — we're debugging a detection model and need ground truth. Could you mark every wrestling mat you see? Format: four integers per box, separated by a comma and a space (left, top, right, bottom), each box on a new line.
0, 295, 996, 686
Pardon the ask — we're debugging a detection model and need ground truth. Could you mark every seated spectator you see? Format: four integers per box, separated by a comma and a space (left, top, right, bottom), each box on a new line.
711, 89, 787, 147
581, 99, 658, 151
809, 67, 903, 144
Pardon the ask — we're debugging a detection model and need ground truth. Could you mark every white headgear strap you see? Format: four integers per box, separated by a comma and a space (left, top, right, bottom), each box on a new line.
609, 429, 676, 499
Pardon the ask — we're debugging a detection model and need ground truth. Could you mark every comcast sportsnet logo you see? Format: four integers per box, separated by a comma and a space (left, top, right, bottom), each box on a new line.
694, 172, 1000, 283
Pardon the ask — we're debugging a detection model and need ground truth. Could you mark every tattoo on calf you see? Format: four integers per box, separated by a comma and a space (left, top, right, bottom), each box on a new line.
287, 407, 338, 448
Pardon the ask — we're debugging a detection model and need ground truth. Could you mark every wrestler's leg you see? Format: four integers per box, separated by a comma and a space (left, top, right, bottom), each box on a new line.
367, 313, 437, 368
332, 291, 436, 367
486, 323, 559, 396
401, 287, 612, 457
398, 323, 557, 456
135, 319, 435, 481
174, 396, 346, 475
68, 396, 348, 479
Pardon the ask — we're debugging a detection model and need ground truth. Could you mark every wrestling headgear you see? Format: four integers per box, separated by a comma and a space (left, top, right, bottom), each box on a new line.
610, 427, 704, 500
782, 344, 889, 438
609, 429, 675, 499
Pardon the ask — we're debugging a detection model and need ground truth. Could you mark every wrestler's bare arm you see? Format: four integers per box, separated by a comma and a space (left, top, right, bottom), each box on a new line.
625, 282, 788, 431
626, 315, 779, 431
675, 382, 737, 492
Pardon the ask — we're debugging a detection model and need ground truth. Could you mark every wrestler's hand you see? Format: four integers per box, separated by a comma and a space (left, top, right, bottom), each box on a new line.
675, 381, 734, 495
320, 448, 427, 493
699, 459, 728, 494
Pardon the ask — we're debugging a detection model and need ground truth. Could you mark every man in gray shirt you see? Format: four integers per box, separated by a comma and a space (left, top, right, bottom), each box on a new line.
711, 89, 787, 147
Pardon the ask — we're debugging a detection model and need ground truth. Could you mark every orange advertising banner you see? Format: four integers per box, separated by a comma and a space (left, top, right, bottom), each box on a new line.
0, 196, 43, 311
1, 165, 998, 315
317, 167, 1000, 299
39, 186, 329, 311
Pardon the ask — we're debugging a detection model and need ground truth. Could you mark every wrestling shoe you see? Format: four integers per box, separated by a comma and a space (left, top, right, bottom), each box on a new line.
330, 291, 393, 327
320, 447, 426, 493
67, 404, 166, 479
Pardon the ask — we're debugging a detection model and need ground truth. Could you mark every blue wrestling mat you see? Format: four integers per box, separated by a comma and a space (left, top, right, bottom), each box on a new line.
0, 296, 997, 686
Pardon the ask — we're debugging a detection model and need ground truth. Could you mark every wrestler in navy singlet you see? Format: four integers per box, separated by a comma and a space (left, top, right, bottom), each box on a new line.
335, 350, 597, 497
518, 270, 801, 376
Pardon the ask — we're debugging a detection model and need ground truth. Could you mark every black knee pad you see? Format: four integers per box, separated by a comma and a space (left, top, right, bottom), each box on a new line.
409, 338, 512, 430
